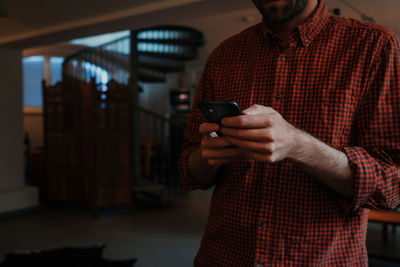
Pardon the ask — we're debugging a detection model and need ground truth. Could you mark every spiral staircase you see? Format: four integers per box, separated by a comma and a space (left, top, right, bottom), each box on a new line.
63, 25, 204, 83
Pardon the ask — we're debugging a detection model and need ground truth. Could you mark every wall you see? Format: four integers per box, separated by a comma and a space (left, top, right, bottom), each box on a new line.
0, 47, 24, 190
185, 8, 261, 71
23, 107, 44, 149
0, 47, 38, 214
140, 74, 180, 118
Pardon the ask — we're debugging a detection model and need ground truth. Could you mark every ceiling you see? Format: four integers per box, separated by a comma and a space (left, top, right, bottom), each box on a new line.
0, 0, 209, 47
0, 0, 162, 29
0, 0, 256, 49
0, 0, 398, 50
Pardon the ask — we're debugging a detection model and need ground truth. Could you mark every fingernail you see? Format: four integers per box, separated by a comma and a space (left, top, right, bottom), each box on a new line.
208, 131, 218, 138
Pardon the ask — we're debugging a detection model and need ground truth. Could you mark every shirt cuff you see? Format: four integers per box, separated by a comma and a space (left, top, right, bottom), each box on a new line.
339, 146, 378, 215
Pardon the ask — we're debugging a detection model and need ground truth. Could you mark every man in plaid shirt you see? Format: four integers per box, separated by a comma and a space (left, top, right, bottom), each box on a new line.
179, 0, 400, 266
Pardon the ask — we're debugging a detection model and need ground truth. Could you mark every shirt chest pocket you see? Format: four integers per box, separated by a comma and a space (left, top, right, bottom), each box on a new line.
288, 84, 359, 146
319, 87, 358, 127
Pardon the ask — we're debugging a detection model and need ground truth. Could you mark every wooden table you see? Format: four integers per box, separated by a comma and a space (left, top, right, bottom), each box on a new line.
368, 209, 400, 263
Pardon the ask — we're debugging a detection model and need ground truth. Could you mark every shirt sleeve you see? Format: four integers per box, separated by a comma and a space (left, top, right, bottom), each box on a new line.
342, 31, 400, 213
178, 54, 217, 192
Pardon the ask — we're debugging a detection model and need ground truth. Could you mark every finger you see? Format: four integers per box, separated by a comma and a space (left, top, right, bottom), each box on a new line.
223, 136, 275, 154
221, 114, 273, 129
246, 151, 277, 163
207, 158, 234, 167
220, 127, 274, 142
201, 147, 243, 159
199, 122, 220, 135
201, 136, 233, 148
208, 131, 219, 138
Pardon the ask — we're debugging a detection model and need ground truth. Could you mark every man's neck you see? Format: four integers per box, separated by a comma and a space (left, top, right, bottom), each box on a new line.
265, 0, 319, 41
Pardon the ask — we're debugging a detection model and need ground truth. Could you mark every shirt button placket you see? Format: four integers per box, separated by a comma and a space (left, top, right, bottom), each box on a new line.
254, 220, 268, 267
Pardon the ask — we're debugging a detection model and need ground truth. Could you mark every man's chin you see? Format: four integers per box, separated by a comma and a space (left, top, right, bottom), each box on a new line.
261, 10, 288, 23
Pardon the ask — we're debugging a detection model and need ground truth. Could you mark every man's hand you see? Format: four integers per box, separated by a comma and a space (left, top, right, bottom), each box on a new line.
220, 104, 300, 163
188, 122, 244, 185
198, 122, 243, 167
220, 104, 354, 198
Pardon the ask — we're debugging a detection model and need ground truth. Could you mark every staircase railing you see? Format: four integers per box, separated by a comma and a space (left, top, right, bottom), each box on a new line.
138, 107, 185, 196
63, 35, 131, 85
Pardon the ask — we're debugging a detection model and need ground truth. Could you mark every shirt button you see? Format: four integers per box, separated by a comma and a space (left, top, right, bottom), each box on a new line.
275, 93, 283, 99
262, 221, 268, 227
304, 38, 309, 44
256, 265, 264, 267
281, 55, 287, 62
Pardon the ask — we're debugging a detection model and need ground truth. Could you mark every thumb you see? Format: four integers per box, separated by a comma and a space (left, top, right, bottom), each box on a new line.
243, 105, 276, 115
242, 104, 263, 115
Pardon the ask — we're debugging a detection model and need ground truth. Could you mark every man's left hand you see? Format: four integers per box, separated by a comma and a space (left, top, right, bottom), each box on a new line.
220, 104, 300, 163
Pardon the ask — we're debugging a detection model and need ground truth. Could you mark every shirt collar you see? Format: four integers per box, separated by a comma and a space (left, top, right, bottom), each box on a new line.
259, 0, 329, 47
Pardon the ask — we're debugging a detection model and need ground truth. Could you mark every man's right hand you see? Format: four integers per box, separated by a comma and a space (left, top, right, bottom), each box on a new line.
188, 122, 243, 185
198, 122, 243, 167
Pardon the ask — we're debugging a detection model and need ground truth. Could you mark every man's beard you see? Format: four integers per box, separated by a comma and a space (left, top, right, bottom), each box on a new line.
263, 0, 308, 23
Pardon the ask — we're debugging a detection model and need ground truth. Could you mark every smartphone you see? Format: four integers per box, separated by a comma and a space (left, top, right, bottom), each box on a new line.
197, 100, 243, 123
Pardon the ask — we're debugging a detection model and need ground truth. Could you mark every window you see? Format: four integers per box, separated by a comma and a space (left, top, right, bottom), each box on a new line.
23, 56, 65, 107
50, 57, 64, 85
23, 56, 44, 107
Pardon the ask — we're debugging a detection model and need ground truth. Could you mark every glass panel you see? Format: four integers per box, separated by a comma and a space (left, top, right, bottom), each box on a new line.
50, 57, 64, 85
23, 56, 44, 106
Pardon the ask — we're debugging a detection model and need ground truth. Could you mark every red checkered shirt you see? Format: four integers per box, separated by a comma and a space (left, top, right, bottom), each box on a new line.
179, 1, 400, 266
